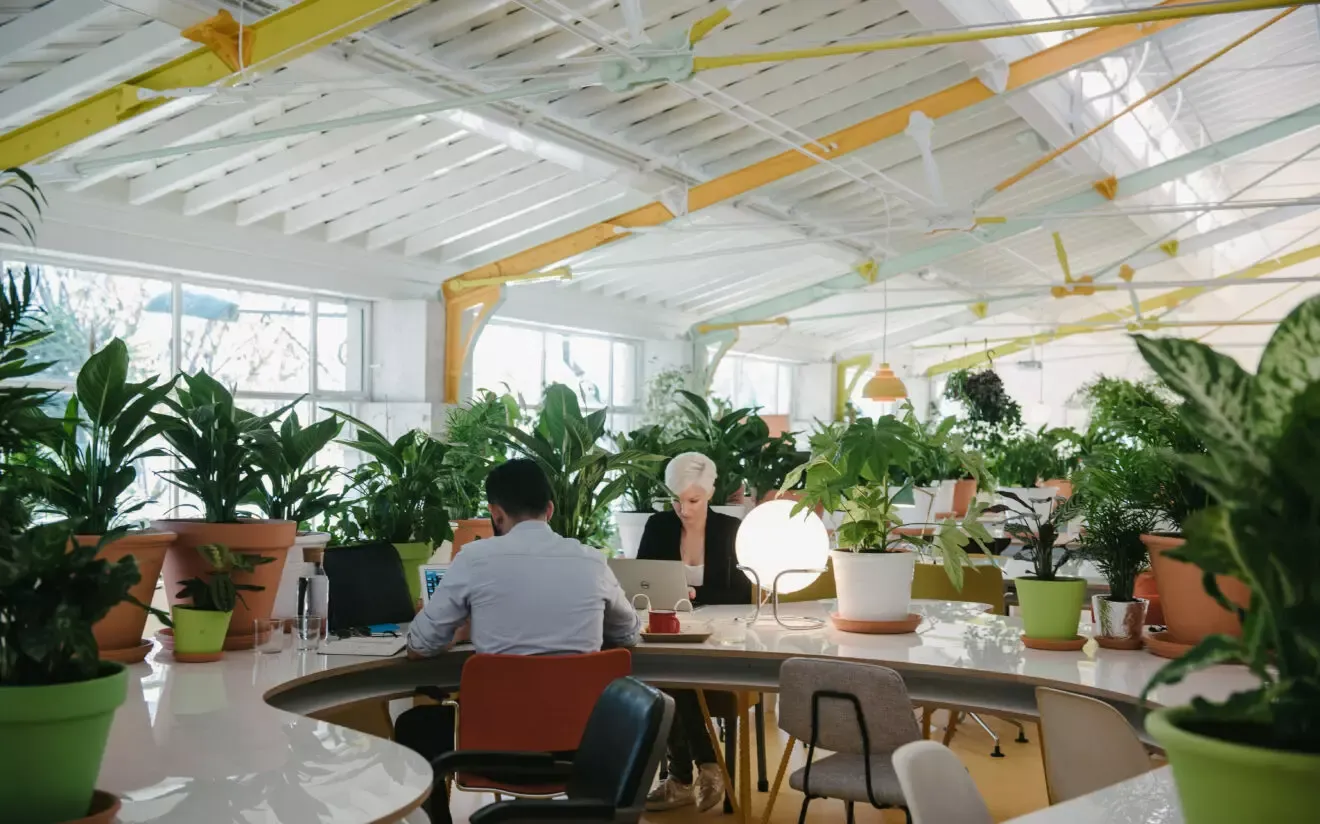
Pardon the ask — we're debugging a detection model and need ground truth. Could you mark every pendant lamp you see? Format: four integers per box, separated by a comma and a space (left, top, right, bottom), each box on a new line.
864, 280, 908, 401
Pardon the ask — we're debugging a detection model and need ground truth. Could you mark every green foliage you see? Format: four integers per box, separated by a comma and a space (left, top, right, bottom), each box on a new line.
898, 401, 988, 488
782, 416, 991, 588
0, 526, 140, 686
671, 390, 771, 503
440, 389, 521, 519
996, 490, 1082, 581
642, 367, 694, 436
174, 543, 272, 613
498, 384, 661, 543
612, 424, 673, 512
993, 426, 1072, 487
1074, 495, 1155, 601
21, 339, 176, 534
0, 168, 44, 245
1135, 297, 1320, 754
945, 369, 1022, 428
332, 415, 453, 547
745, 431, 805, 499
151, 371, 294, 522
248, 412, 343, 527
0, 268, 57, 533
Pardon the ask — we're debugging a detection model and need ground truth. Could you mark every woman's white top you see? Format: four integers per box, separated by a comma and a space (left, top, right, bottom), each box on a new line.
684, 564, 705, 587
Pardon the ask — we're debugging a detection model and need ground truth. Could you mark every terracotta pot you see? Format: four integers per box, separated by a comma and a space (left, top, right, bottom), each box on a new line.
1040, 478, 1073, 498
63, 790, 121, 824
1134, 570, 1163, 625
153, 519, 295, 650
76, 530, 175, 657
951, 478, 977, 517
1143, 533, 1250, 646
451, 518, 494, 559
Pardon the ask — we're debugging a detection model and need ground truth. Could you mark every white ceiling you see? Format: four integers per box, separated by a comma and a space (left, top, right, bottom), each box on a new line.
4, 0, 1320, 367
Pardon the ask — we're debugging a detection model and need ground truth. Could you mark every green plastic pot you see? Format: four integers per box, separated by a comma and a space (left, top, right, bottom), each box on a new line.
1148, 707, 1320, 824
172, 607, 233, 654
394, 541, 433, 602
1015, 576, 1086, 640
0, 663, 128, 823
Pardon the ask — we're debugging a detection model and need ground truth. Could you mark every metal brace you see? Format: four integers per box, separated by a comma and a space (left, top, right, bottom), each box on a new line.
974, 57, 1010, 94
599, 31, 694, 92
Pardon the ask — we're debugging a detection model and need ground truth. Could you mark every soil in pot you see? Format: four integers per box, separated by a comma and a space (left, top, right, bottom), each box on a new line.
1143, 534, 1249, 645
0, 663, 128, 824
451, 519, 493, 559
76, 530, 174, 656
394, 541, 433, 602
171, 607, 232, 656
1148, 707, 1320, 824
1015, 577, 1087, 640
833, 550, 916, 622
155, 519, 295, 650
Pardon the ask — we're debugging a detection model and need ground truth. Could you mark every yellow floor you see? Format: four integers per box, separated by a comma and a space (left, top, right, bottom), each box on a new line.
447, 711, 1047, 823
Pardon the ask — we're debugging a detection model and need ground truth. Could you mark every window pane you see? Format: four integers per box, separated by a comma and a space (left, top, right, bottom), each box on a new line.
736, 357, 778, 411
179, 286, 311, 393
612, 341, 636, 407
546, 332, 611, 407
15, 264, 172, 383
316, 299, 363, 393
710, 353, 736, 404
474, 323, 545, 405
777, 364, 794, 416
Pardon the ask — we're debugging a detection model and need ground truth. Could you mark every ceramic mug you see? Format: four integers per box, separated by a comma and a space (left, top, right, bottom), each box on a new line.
649, 609, 681, 634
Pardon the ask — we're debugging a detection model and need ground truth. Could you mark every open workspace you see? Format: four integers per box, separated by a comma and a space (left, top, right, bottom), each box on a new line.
1, 1, 1318, 823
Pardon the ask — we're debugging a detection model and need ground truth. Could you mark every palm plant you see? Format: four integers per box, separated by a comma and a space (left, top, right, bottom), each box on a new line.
333, 415, 453, 546
498, 384, 660, 543
0, 268, 56, 533
1074, 496, 1155, 602
671, 389, 769, 503
248, 411, 343, 527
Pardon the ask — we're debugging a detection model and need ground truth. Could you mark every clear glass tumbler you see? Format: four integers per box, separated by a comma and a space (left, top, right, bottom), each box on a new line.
295, 615, 324, 651
254, 618, 288, 654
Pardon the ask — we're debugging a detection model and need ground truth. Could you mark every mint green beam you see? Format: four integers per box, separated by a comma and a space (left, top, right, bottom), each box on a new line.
695, 100, 1320, 330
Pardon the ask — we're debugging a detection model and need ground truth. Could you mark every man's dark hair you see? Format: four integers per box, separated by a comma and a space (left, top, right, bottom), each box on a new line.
485, 458, 553, 518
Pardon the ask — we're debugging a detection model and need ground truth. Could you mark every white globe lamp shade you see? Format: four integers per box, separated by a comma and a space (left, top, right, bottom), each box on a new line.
735, 499, 830, 595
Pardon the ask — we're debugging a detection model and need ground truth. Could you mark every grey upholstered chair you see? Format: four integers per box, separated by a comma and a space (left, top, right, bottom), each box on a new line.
772, 658, 922, 824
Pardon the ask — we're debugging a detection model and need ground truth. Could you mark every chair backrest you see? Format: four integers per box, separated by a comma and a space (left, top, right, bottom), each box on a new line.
778, 658, 922, 754
458, 649, 631, 752
1036, 687, 1151, 803
911, 556, 1005, 614
892, 740, 993, 824
567, 677, 674, 812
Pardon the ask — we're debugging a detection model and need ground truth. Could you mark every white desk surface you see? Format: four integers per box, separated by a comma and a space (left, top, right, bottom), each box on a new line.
1007, 767, 1182, 823
102, 601, 1249, 822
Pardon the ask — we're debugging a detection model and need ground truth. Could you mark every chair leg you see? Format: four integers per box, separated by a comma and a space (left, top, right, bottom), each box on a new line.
723, 718, 738, 815
967, 712, 1004, 758
797, 796, 811, 824
760, 736, 795, 824
696, 690, 739, 820
942, 711, 961, 746
1011, 719, 1029, 743
921, 706, 932, 739
845, 800, 856, 824
755, 695, 769, 791
904, 806, 913, 824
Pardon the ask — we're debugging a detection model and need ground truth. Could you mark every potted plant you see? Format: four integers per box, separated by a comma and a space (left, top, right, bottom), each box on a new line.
18, 338, 178, 662
1134, 300, 1320, 822
997, 490, 1084, 641
334, 415, 453, 601
1073, 472, 1156, 648
150, 371, 298, 649
249, 410, 344, 560
672, 389, 770, 516
611, 424, 671, 557
747, 430, 805, 503
900, 402, 990, 520
165, 543, 271, 662
440, 388, 521, 555
498, 384, 660, 547
782, 415, 992, 622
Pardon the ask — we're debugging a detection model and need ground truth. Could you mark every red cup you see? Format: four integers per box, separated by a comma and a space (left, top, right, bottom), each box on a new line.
648, 610, 681, 634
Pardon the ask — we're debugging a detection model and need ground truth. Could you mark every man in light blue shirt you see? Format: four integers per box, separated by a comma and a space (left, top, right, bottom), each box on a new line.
396, 459, 639, 823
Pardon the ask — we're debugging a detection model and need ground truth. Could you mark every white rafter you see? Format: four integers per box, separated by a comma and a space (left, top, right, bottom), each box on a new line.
0, 0, 114, 66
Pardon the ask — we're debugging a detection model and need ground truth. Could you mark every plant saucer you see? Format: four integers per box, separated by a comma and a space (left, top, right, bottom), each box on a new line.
1144, 629, 1195, 660
100, 639, 152, 664
1021, 635, 1087, 651
830, 612, 921, 634
62, 790, 121, 824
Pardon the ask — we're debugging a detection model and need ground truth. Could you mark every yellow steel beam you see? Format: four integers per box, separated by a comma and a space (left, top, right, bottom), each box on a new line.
442, 282, 503, 405
0, 0, 427, 168
693, 316, 788, 336
443, 0, 1225, 290
923, 242, 1320, 376
835, 354, 872, 421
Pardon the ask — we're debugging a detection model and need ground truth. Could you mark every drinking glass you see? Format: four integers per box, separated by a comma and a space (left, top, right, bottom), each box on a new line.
254, 618, 288, 654
295, 616, 324, 651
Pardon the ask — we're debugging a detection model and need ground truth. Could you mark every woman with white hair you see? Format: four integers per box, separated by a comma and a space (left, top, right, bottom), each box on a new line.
638, 452, 751, 812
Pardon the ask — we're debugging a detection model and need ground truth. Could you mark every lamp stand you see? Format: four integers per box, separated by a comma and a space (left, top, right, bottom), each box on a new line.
735, 565, 827, 630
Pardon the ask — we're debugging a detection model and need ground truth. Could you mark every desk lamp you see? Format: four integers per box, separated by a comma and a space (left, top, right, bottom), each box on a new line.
735, 499, 830, 629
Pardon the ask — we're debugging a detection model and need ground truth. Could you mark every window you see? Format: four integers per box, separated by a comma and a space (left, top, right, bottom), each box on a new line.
3, 261, 370, 521
711, 352, 796, 415
472, 321, 640, 429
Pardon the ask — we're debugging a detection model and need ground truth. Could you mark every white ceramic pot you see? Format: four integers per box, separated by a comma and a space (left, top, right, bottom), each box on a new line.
712, 504, 747, 520
832, 549, 917, 621
614, 511, 654, 559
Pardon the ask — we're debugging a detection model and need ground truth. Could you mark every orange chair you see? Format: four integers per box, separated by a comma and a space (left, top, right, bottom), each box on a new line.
447, 649, 633, 797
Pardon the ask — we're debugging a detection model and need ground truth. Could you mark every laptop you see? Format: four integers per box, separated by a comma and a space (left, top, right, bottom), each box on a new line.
607, 559, 692, 611
418, 563, 449, 602
319, 542, 416, 657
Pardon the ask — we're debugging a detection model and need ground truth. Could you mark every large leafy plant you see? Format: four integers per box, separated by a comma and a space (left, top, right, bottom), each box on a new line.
440, 388, 521, 519
782, 416, 992, 588
151, 371, 292, 522
499, 384, 660, 543
612, 424, 672, 512
0, 268, 57, 533
998, 490, 1082, 581
672, 389, 769, 503
899, 402, 988, 488
0, 525, 140, 686
174, 544, 272, 613
333, 415, 453, 547
993, 427, 1072, 487
745, 431, 804, 499
1136, 299, 1320, 754
248, 412, 343, 527
24, 339, 176, 534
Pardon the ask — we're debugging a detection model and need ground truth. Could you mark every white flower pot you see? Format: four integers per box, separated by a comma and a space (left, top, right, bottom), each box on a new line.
712, 504, 747, 520
614, 511, 654, 559
832, 549, 917, 621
